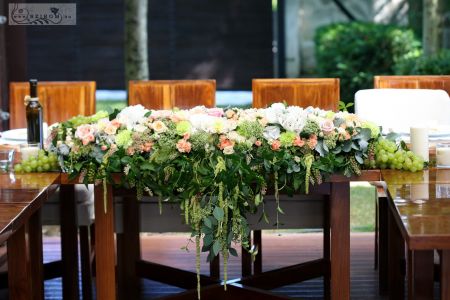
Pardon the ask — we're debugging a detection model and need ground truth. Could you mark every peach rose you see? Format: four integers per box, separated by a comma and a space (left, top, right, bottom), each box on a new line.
75, 124, 96, 145
271, 140, 281, 151
152, 121, 168, 133
254, 140, 262, 147
218, 138, 235, 150
101, 145, 108, 151
293, 136, 305, 147
104, 123, 118, 135
176, 139, 192, 153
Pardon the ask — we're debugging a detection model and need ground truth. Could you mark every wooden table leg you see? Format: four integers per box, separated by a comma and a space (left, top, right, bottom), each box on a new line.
388, 203, 405, 300
28, 208, 44, 300
7, 225, 32, 299
60, 184, 79, 300
94, 183, 117, 300
378, 196, 389, 295
407, 250, 434, 300
253, 230, 262, 274
323, 197, 330, 300
442, 250, 450, 300
330, 182, 350, 300
118, 195, 141, 299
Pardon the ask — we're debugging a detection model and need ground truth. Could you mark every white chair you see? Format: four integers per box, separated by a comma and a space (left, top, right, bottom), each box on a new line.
355, 89, 450, 133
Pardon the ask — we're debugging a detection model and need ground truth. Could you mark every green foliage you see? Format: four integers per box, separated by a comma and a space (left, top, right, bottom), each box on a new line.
394, 49, 450, 75
315, 22, 421, 107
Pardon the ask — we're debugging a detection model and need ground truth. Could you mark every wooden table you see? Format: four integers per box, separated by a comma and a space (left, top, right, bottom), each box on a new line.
60, 171, 381, 300
382, 169, 450, 300
0, 173, 59, 300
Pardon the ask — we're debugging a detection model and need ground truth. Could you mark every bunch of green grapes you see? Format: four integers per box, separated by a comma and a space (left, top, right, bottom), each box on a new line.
374, 138, 424, 172
14, 150, 60, 173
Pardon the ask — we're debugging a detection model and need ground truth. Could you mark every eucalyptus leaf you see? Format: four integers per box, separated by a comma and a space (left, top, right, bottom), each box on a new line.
212, 240, 221, 256
229, 247, 238, 257
213, 207, 224, 221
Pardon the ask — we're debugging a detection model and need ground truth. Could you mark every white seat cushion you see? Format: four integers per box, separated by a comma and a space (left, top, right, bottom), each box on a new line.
355, 89, 450, 134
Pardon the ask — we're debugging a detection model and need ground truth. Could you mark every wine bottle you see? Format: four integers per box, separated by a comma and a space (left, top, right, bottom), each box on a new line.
26, 79, 43, 146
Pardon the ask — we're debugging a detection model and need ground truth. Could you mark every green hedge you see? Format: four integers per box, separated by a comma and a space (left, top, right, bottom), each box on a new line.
315, 22, 421, 107
394, 49, 450, 75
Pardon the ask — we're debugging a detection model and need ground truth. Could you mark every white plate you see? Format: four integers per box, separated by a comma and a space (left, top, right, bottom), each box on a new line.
1, 128, 27, 141
1, 125, 48, 141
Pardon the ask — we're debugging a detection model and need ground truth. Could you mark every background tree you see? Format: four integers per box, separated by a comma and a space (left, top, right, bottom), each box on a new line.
124, 0, 149, 85
422, 0, 445, 56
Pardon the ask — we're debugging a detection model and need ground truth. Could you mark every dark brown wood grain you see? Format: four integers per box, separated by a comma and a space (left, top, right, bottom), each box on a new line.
441, 250, 450, 299
374, 75, 450, 95
252, 78, 340, 111
407, 250, 434, 300
7, 225, 32, 300
128, 80, 216, 109
388, 199, 406, 300
59, 184, 79, 300
9, 81, 96, 129
28, 209, 44, 300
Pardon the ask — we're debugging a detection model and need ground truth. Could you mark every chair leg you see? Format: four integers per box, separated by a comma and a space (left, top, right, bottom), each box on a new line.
79, 225, 93, 300
89, 223, 96, 277
253, 230, 262, 274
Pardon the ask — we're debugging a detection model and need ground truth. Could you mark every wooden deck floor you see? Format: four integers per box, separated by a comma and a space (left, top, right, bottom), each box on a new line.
1, 232, 387, 300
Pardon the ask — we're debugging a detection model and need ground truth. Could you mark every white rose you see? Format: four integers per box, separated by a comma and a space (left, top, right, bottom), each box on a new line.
223, 145, 235, 155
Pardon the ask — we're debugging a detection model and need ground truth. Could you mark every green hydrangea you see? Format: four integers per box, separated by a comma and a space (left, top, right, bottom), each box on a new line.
325, 111, 335, 119
190, 132, 211, 151
361, 121, 381, 139
324, 134, 338, 149
236, 121, 264, 139
176, 120, 192, 135
90, 111, 109, 122
302, 119, 321, 136
115, 129, 132, 148
280, 131, 296, 147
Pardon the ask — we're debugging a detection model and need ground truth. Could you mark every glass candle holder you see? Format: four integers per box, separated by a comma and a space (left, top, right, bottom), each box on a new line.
436, 142, 450, 168
0, 149, 15, 172
20, 143, 40, 162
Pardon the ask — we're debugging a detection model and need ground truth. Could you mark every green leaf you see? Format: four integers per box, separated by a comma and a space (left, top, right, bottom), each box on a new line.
140, 162, 155, 171
342, 141, 352, 152
277, 206, 285, 214
212, 240, 221, 256
355, 155, 364, 164
386, 132, 400, 142
203, 217, 212, 228
203, 234, 213, 247
229, 247, 238, 257
213, 207, 224, 221
254, 193, 261, 206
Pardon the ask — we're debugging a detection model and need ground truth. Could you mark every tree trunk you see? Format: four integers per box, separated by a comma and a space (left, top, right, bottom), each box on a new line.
422, 0, 444, 56
124, 0, 149, 86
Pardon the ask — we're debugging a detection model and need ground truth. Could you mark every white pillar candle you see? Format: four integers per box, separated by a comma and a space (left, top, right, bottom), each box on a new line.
437, 147, 450, 167
410, 127, 429, 162
21, 146, 39, 161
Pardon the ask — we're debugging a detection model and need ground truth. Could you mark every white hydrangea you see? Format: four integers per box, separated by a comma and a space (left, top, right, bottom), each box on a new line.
278, 106, 307, 133
116, 104, 149, 130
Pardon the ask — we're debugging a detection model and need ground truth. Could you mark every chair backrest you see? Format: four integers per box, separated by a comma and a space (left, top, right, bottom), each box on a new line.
9, 81, 96, 129
128, 80, 216, 109
252, 78, 340, 110
355, 89, 450, 133
374, 75, 450, 96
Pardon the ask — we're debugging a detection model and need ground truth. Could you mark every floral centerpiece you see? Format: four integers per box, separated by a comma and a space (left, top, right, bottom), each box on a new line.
45, 103, 391, 298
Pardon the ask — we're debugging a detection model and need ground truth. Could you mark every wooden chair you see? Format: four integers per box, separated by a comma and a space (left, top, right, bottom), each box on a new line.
374, 75, 450, 96
8, 81, 96, 300
248, 78, 340, 283
117, 79, 216, 299
252, 78, 340, 110
9, 81, 96, 128
372, 75, 450, 294
128, 80, 215, 109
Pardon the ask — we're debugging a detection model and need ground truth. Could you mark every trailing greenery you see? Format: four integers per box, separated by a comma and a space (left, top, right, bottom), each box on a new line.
315, 22, 421, 107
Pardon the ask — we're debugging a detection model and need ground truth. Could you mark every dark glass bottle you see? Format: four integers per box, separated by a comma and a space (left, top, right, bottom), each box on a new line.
26, 79, 43, 146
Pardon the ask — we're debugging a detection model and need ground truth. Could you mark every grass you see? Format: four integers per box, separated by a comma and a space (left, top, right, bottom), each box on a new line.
96, 100, 127, 114
350, 183, 376, 232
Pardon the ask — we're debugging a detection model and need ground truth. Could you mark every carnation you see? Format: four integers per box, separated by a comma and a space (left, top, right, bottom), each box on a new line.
279, 131, 296, 147
176, 120, 192, 136
115, 130, 133, 148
